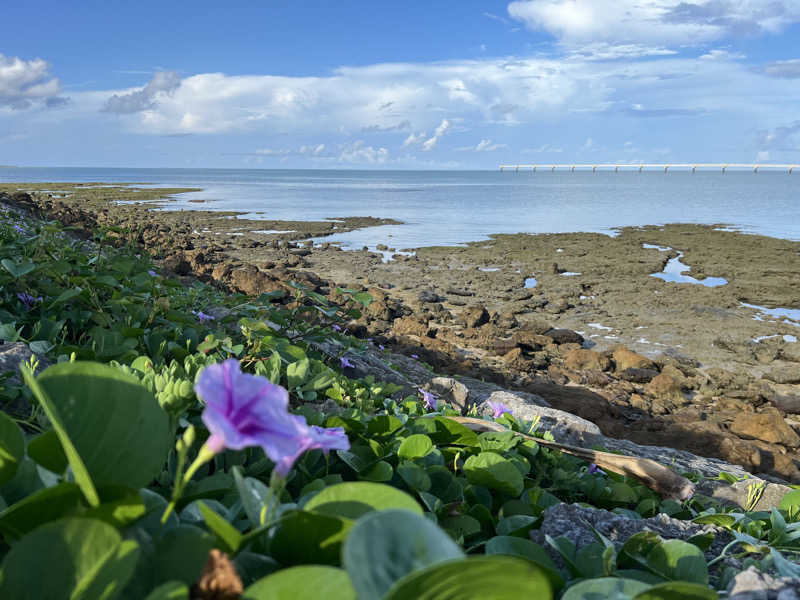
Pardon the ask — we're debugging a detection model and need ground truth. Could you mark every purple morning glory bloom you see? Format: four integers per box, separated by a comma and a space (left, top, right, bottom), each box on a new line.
16, 292, 42, 310
13, 224, 24, 233
588, 463, 606, 476
195, 359, 349, 476
340, 356, 355, 369
419, 388, 438, 411
332, 324, 342, 332
192, 310, 215, 323
411, 354, 419, 360
148, 270, 158, 277
378, 344, 385, 351
487, 400, 512, 419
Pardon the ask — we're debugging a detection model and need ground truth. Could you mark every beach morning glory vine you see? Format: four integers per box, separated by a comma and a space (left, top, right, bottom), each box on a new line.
162, 359, 349, 521
487, 400, 512, 419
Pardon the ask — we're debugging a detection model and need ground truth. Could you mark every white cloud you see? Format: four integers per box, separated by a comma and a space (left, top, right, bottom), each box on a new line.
699, 49, 745, 60
758, 121, 800, 151
762, 58, 800, 78
0, 54, 61, 109
422, 119, 451, 151
458, 139, 507, 152
256, 143, 326, 156
403, 131, 427, 147
103, 71, 180, 113
582, 137, 594, 150
338, 140, 389, 164
507, 0, 800, 46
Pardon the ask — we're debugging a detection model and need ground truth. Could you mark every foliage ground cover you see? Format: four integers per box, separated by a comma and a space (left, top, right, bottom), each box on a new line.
0, 203, 799, 599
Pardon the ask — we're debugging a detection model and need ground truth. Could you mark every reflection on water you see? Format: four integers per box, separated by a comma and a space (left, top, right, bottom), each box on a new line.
646, 244, 728, 287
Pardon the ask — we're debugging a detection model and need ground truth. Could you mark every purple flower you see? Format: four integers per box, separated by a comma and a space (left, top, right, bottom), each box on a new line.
148, 270, 158, 277
195, 359, 349, 476
192, 310, 215, 323
340, 356, 355, 369
419, 388, 438, 411
588, 463, 606, 476
487, 400, 512, 419
332, 324, 342, 332
16, 292, 42, 310
411, 354, 419, 360
379, 344, 385, 351
13, 224, 24, 233
307, 424, 350, 454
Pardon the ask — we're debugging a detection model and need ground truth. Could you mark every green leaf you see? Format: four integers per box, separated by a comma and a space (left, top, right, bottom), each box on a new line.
154, 525, 215, 586
270, 510, 352, 566
243, 566, 355, 599
0, 517, 139, 600
361, 461, 393, 482
485, 536, 564, 591
561, 577, 650, 600
383, 556, 552, 600
398, 434, 434, 460
463, 452, 524, 496
0, 411, 24, 487
496, 515, 538, 537
143, 581, 190, 600
691, 514, 736, 527
197, 500, 243, 554
633, 582, 717, 600
27, 430, 68, 473
304, 481, 423, 520
233, 467, 278, 528
287, 358, 310, 389
351, 292, 373, 307
21, 365, 100, 507
0, 482, 84, 541
51, 288, 81, 305
342, 509, 465, 600
1, 258, 35, 278
646, 539, 708, 585
779, 489, 800, 518
397, 461, 432, 492
35, 362, 170, 490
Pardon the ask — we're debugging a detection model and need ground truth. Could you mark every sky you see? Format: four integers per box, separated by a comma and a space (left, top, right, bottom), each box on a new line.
1, 0, 800, 169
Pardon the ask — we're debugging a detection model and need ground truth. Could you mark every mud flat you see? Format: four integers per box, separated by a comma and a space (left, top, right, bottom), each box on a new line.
4, 183, 799, 483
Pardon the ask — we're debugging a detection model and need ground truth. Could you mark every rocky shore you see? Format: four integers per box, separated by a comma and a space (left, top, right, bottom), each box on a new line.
3, 182, 799, 483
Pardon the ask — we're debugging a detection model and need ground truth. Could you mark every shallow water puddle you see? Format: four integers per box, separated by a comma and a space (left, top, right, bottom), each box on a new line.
753, 334, 798, 343
741, 302, 800, 326
480, 267, 501, 272
561, 272, 581, 276
645, 244, 728, 287
524, 277, 537, 288
253, 229, 297, 234
588, 323, 613, 331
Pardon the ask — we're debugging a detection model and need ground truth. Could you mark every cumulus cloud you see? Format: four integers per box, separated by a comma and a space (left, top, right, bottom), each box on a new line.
103, 70, 180, 114
338, 140, 389, 164
403, 131, 427, 147
422, 119, 451, 151
507, 0, 800, 47
0, 53, 61, 109
762, 58, 800, 78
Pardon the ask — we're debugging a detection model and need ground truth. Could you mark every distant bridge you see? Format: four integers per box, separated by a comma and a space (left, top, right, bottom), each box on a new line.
499, 163, 798, 173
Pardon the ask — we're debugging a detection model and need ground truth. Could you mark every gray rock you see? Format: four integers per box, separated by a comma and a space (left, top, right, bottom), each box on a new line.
727, 566, 800, 600
529, 503, 730, 565
0, 342, 33, 385
428, 377, 471, 413
762, 366, 800, 385
418, 289, 444, 303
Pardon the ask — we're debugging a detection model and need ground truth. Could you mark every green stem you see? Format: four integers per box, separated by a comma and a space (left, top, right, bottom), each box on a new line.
161, 442, 218, 524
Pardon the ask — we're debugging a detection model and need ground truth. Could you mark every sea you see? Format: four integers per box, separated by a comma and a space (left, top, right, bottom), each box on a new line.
1, 168, 798, 249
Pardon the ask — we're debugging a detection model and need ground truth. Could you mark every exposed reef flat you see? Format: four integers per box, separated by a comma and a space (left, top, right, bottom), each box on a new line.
4, 183, 799, 483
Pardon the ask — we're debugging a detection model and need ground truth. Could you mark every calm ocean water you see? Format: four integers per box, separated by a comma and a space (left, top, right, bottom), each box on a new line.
1, 168, 798, 248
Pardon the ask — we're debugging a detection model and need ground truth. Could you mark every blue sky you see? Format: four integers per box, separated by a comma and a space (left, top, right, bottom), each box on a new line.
1, 1, 799, 168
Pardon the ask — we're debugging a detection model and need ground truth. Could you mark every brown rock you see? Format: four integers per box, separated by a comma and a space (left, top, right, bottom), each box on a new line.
544, 328, 584, 345
391, 317, 431, 338
564, 348, 611, 371
762, 366, 800, 385
730, 409, 800, 447
613, 346, 656, 372
229, 266, 279, 296
512, 331, 552, 351
618, 367, 659, 383
162, 253, 191, 275
491, 311, 519, 330
459, 305, 490, 328
646, 373, 684, 401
